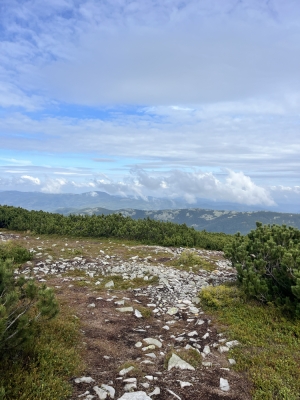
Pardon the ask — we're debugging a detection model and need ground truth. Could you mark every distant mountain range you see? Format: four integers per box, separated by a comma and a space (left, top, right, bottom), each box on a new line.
0, 190, 299, 235
59, 206, 300, 235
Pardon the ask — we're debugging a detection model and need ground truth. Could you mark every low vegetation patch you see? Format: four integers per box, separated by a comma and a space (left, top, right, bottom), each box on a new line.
225, 222, 300, 317
0, 243, 84, 399
174, 249, 216, 272
0, 307, 84, 400
200, 285, 300, 400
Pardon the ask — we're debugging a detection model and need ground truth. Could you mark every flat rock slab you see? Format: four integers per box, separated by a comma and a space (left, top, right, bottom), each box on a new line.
116, 307, 134, 313
117, 391, 152, 400
168, 353, 195, 371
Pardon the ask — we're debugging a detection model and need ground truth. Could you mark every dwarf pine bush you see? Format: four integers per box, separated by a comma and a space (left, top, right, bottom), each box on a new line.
0, 259, 58, 357
225, 222, 300, 317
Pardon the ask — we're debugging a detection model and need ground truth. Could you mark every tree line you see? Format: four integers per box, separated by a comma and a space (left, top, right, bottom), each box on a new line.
0, 205, 231, 250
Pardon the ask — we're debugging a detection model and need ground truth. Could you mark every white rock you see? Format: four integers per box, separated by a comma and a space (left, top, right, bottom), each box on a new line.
105, 280, 114, 288
134, 309, 143, 318
78, 391, 91, 398
226, 340, 240, 348
135, 341, 143, 348
119, 366, 134, 376
167, 353, 195, 371
187, 330, 198, 337
218, 346, 229, 353
142, 345, 155, 351
149, 387, 160, 396
75, 376, 95, 384
202, 332, 209, 339
124, 383, 137, 392
140, 383, 149, 389
220, 378, 230, 392
143, 338, 162, 348
93, 386, 108, 399
228, 358, 236, 365
178, 381, 193, 388
162, 325, 170, 330
202, 361, 212, 367
101, 384, 115, 398
116, 307, 134, 313
166, 389, 181, 400
115, 300, 125, 306
144, 375, 154, 381
145, 353, 156, 358
87, 303, 96, 308
167, 307, 179, 315
203, 345, 210, 355
123, 378, 137, 383
117, 392, 152, 400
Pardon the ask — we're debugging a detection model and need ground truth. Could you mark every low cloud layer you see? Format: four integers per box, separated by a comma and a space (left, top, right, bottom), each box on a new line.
0, 168, 276, 207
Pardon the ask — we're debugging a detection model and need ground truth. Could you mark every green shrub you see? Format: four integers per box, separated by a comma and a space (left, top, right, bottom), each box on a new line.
0, 241, 32, 263
0, 258, 59, 356
225, 222, 300, 317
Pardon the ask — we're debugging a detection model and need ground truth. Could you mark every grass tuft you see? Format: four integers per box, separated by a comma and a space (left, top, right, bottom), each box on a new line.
0, 305, 84, 400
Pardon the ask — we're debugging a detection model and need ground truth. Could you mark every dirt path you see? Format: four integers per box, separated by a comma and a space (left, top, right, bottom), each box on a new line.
2, 231, 252, 399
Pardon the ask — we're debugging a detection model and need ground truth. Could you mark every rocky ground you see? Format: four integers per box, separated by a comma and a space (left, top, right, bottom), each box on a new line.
1, 231, 252, 400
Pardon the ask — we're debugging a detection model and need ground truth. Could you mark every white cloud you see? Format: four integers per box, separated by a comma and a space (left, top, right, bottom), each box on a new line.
41, 178, 67, 193
21, 175, 40, 185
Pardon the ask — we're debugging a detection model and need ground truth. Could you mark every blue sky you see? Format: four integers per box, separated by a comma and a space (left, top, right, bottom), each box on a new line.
0, 0, 300, 210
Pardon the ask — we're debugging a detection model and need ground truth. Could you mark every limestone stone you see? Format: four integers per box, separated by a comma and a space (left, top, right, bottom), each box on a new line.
75, 376, 95, 384
178, 381, 193, 388
119, 366, 134, 376
167, 353, 195, 371
93, 386, 108, 399
166, 307, 179, 315
116, 307, 134, 313
220, 378, 230, 392
134, 309, 143, 318
117, 392, 152, 400
143, 338, 162, 348
101, 384, 115, 398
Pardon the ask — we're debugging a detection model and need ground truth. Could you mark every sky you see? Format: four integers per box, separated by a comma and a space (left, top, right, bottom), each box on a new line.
0, 0, 300, 211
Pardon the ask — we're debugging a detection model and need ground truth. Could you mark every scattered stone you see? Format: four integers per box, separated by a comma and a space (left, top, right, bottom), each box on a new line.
178, 381, 193, 388
167, 353, 195, 371
220, 378, 230, 392
202, 361, 212, 367
116, 307, 134, 313
218, 346, 229, 353
167, 307, 179, 315
228, 358, 236, 365
105, 280, 114, 288
74, 376, 95, 384
143, 338, 162, 348
93, 386, 108, 399
149, 387, 160, 396
119, 366, 134, 376
226, 340, 240, 348
101, 384, 115, 398
134, 309, 143, 318
166, 389, 181, 399
117, 392, 151, 400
